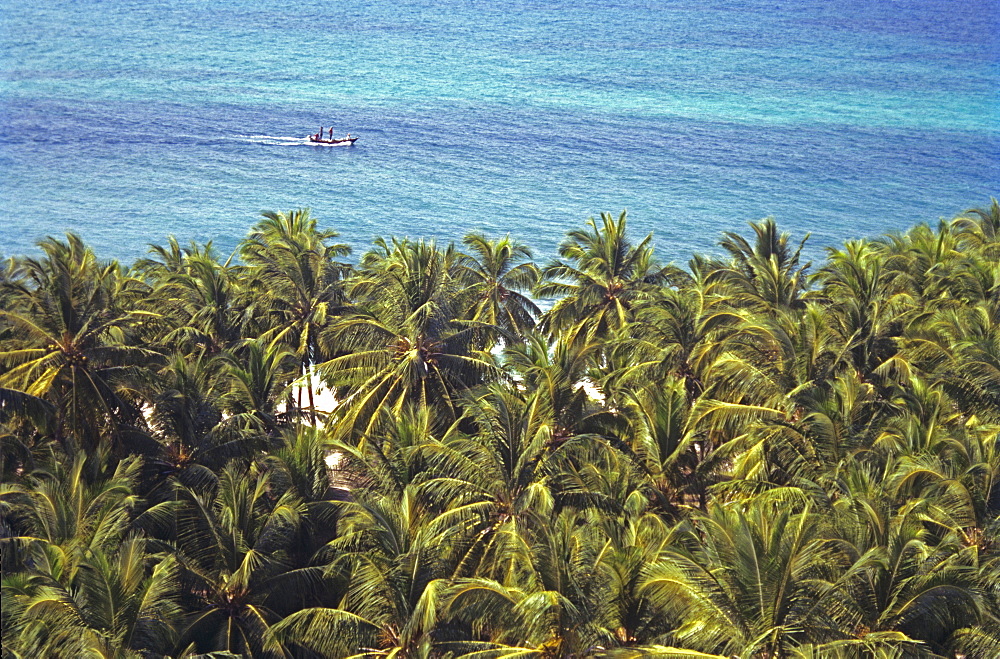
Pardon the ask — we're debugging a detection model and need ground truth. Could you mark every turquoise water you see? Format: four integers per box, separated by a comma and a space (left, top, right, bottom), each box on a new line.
1, 0, 997, 264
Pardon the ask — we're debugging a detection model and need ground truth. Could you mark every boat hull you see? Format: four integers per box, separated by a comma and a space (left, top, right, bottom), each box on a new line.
308, 136, 358, 146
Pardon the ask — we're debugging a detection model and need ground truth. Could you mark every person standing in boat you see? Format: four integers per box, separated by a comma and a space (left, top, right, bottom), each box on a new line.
328, 127, 334, 139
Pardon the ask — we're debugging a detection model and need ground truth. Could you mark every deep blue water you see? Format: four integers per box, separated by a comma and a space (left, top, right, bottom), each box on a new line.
1, 0, 997, 265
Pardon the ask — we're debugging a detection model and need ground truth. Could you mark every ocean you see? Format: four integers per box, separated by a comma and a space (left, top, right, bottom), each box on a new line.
1, 0, 997, 266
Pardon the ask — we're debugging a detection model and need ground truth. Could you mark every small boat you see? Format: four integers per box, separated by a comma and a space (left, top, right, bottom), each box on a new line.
308, 134, 358, 145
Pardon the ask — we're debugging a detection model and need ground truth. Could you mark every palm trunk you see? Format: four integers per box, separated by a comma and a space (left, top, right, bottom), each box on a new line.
306, 358, 316, 424
296, 371, 303, 419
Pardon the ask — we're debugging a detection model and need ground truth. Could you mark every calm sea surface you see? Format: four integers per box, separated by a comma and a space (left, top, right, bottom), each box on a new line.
1, 0, 997, 264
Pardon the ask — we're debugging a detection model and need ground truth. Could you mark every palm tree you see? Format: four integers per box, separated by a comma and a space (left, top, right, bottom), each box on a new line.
456, 232, 542, 337
1, 537, 180, 658
241, 209, 352, 422
1, 450, 181, 658
422, 376, 574, 582
612, 284, 740, 405
877, 220, 970, 313
951, 197, 1000, 256
812, 240, 915, 389
171, 463, 321, 658
710, 217, 811, 314
536, 211, 672, 346
491, 507, 615, 656
145, 248, 249, 356
274, 505, 632, 658
913, 298, 1000, 423
642, 494, 851, 657
263, 425, 342, 564
143, 350, 230, 487
218, 337, 297, 439
273, 477, 472, 657
319, 237, 501, 441
873, 378, 1000, 548
0, 234, 160, 453
602, 377, 704, 515
0, 387, 55, 480
593, 507, 679, 649
2, 205, 998, 658
826, 466, 986, 655
502, 331, 618, 447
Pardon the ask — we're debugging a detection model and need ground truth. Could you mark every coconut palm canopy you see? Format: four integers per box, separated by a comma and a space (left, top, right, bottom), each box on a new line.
2, 203, 998, 659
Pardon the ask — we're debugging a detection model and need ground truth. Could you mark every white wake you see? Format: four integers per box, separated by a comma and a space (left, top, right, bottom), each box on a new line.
243, 134, 314, 146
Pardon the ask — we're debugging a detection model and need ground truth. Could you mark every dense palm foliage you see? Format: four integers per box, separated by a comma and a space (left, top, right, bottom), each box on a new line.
2, 202, 998, 658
